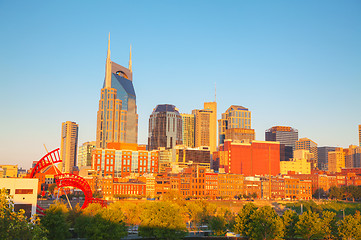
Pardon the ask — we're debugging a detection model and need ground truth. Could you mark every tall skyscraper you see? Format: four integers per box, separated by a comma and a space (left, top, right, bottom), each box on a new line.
96, 35, 138, 148
317, 146, 336, 170
328, 148, 345, 173
345, 145, 361, 168
359, 124, 361, 146
60, 121, 79, 173
192, 102, 217, 153
295, 138, 318, 169
218, 105, 252, 145
77, 141, 96, 168
148, 104, 183, 150
265, 126, 298, 161
203, 102, 217, 153
193, 109, 211, 149
181, 113, 195, 148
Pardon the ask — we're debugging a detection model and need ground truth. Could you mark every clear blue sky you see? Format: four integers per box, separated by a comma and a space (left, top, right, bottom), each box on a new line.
0, 1, 360, 168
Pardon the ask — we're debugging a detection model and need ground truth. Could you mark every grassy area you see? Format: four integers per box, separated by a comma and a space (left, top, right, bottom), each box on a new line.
283, 200, 361, 218
113, 198, 361, 218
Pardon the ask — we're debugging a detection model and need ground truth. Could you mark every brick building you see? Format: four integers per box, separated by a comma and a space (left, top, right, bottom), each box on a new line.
213, 140, 280, 176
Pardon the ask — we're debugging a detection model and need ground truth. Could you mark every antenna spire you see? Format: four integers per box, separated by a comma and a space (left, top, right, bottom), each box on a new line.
215, 82, 217, 102
107, 32, 111, 60
129, 44, 132, 72
105, 33, 112, 88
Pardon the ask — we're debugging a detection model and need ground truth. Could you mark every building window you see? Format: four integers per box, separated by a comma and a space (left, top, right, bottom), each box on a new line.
15, 189, 33, 194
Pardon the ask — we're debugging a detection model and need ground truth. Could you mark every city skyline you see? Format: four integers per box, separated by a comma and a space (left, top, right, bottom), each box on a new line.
0, 1, 360, 168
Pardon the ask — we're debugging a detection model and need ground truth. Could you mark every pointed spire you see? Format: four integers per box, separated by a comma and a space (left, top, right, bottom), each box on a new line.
215, 82, 217, 102
107, 32, 111, 60
129, 44, 132, 72
105, 33, 112, 88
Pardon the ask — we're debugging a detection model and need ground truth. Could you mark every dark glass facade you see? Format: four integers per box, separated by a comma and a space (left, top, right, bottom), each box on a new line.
102, 62, 138, 144
148, 104, 183, 150
176, 148, 211, 164
317, 146, 336, 170
265, 126, 298, 161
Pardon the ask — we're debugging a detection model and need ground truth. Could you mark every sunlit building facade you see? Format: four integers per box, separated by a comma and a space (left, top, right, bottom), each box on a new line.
96, 36, 138, 148
359, 124, 361, 147
295, 138, 318, 170
77, 141, 96, 168
181, 113, 195, 148
345, 145, 361, 168
203, 102, 217, 153
265, 126, 298, 161
225, 128, 255, 143
92, 143, 158, 178
148, 104, 183, 151
0, 165, 18, 178
218, 105, 252, 145
193, 109, 211, 148
60, 121, 79, 173
328, 148, 345, 173
280, 158, 311, 174
0, 178, 38, 218
213, 140, 280, 176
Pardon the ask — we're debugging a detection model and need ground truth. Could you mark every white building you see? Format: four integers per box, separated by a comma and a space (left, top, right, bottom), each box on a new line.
0, 178, 38, 218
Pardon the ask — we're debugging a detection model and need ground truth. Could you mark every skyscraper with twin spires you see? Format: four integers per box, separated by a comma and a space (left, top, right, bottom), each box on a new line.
96, 35, 138, 148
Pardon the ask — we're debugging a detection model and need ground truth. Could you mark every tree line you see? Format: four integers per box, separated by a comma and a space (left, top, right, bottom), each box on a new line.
313, 185, 361, 202
3, 189, 361, 240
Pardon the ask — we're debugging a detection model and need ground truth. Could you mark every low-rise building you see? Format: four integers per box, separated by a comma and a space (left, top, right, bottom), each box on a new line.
243, 176, 262, 198
113, 180, 146, 197
0, 178, 38, 218
92, 143, 159, 178
0, 165, 18, 178
218, 173, 243, 199
280, 158, 311, 174
205, 172, 218, 199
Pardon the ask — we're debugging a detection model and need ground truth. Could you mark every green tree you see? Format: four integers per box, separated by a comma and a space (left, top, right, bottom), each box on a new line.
313, 188, 328, 199
116, 201, 142, 226
185, 200, 213, 230
40, 201, 70, 240
233, 203, 258, 237
329, 186, 343, 200
81, 202, 103, 215
342, 185, 354, 201
209, 215, 227, 236
75, 213, 127, 240
206, 205, 235, 234
247, 206, 284, 240
139, 201, 187, 240
66, 204, 81, 229
162, 190, 184, 202
0, 189, 47, 240
322, 210, 338, 239
217, 207, 236, 232
338, 212, 361, 240
101, 202, 126, 223
294, 211, 323, 240
282, 209, 299, 239
347, 185, 359, 202
74, 202, 127, 240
